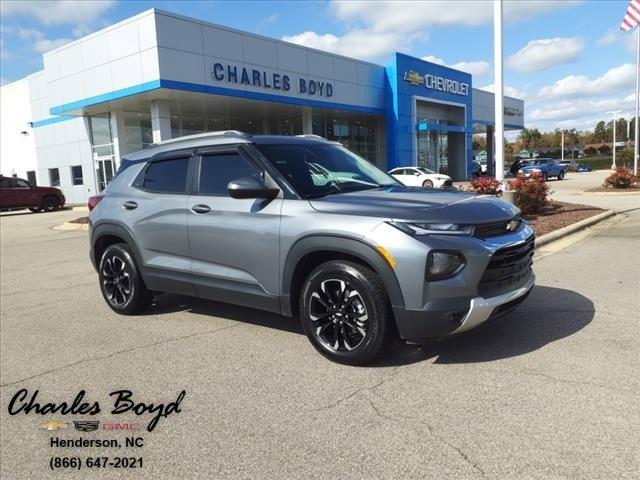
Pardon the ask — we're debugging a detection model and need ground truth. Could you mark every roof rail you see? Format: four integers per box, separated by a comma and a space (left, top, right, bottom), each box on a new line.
295, 134, 327, 140
150, 130, 250, 147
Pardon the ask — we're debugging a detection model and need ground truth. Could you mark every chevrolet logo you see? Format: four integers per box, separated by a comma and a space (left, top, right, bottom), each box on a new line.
40, 420, 68, 431
506, 220, 519, 232
403, 70, 425, 86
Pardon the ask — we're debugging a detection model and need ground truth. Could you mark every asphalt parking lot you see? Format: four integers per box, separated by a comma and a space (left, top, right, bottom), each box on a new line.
1, 195, 638, 479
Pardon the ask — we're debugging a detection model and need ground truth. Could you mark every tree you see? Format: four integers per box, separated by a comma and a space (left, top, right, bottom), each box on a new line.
594, 121, 607, 143
519, 128, 542, 149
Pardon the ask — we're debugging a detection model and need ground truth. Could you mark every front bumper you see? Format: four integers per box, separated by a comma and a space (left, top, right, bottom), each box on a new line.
451, 273, 535, 334
392, 272, 535, 341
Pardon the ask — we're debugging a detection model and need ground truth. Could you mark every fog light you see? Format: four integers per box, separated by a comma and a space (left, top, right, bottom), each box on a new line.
427, 251, 465, 280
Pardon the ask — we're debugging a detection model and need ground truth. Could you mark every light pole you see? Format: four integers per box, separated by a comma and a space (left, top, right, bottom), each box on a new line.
561, 130, 564, 163
606, 110, 622, 169
493, 0, 504, 181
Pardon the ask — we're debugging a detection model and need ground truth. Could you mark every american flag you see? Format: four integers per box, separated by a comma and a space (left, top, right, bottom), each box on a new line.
621, 0, 640, 31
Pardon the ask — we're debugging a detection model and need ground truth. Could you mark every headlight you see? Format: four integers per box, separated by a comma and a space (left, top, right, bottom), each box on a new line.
389, 222, 473, 236
427, 251, 465, 280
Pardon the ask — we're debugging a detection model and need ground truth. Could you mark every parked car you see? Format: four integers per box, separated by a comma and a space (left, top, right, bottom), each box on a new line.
90, 132, 535, 365
576, 164, 593, 172
518, 158, 565, 180
559, 159, 578, 171
388, 166, 453, 188
0, 175, 66, 212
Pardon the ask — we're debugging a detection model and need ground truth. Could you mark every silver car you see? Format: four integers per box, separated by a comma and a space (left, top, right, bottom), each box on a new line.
89, 131, 535, 365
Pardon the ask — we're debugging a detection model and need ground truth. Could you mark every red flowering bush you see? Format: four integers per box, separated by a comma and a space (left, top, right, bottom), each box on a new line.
509, 173, 550, 214
603, 167, 637, 189
468, 177, 502, 196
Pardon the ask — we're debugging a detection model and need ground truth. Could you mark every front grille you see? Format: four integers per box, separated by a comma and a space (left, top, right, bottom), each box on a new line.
474, 216, 521, 239
478, 235, 534, 297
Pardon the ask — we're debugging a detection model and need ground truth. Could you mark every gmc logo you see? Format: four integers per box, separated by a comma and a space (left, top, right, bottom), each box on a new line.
101, 422, 139, 430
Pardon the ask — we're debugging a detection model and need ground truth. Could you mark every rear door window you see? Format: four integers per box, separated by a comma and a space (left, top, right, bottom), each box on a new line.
142, 158, 190, 193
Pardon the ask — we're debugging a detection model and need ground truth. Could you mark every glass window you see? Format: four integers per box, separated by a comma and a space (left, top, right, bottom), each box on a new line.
15, 179, 30, 188
49, 168, 60, 187
26, 171, 36, 185
71, 165, 84, 186
89, 114, 112, 146
0, 178, 10, 188
143, 158, 189, 193
124, 112, 152, 153
181, 114, 205, 136
256, 143, 398, 198
199, 152, 260, 195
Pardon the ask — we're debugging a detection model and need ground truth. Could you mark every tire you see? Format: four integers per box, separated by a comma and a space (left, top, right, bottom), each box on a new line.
41, 196, 59, 212
29, 207, 41, 213
422, 179, 434, 188
300, 260, 394, 365
558, 171, 565, 180
98, 243, 153, 315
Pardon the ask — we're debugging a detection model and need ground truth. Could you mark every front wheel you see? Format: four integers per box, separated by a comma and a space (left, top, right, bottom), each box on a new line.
41, 196, 59, 212
558, 171, 565, 180
300, 260, 395, 365
422, 179, 434, 188
99, 244, 153, 315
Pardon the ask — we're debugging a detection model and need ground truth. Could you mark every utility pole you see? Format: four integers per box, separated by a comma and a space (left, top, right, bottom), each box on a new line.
493, 0, 504, 181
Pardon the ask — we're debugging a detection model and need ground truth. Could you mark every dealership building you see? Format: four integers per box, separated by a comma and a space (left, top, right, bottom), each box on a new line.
0, 9, 524, 204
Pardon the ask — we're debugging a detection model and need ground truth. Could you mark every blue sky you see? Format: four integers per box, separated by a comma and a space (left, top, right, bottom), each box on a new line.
0, 0, 636, 132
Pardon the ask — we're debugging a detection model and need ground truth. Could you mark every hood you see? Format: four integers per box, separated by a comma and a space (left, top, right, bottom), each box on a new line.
309, 186, 519, 223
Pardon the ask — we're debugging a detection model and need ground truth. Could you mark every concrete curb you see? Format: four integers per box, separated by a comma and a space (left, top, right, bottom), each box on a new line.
535, 210, 615, 248
581, 190, 640, 196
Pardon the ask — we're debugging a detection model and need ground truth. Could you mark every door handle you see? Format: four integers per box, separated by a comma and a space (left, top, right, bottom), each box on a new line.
123, 201, 138, 210
191, 204, 211, 214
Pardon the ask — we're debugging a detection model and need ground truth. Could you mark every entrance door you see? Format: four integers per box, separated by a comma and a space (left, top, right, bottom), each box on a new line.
417, 130, 449, 174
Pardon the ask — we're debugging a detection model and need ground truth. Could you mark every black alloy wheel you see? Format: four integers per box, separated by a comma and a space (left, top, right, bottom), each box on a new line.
300, 260, 394, 365
42, 196, 59, 212
99, 244, 153, 315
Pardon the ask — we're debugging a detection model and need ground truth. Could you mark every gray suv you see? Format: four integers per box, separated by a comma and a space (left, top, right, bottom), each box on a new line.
90, 131, 535, 365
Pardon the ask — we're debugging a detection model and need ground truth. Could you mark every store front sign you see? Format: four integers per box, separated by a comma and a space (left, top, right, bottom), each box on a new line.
212, 63, 334, 98
403, 70, 470, 97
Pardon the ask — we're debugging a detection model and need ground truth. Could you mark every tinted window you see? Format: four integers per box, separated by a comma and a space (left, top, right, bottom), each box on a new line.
143, 158, 189, 193
71, 165, 84, 186
15, 179, 30, 188
49, 168, 60, 187
0, 178, 11, 188
199, 152, 260, 195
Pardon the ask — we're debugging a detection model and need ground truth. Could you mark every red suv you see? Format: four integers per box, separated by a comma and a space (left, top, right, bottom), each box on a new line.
0, 175, 66, 212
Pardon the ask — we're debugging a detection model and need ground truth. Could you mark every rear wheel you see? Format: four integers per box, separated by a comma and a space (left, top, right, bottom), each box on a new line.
422, 179, 434, 188
99, 243, 153, 315
300, 260, 394, 365
29, 207, 41, 213
41, 196, 59, 212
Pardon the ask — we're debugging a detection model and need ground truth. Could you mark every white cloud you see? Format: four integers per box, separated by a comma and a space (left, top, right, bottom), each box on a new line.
529, 95, 635, 122
0, 0, 115, 26
0, 77, 10, 86
507, 37, 584, 73
538, 63, 635, 99
596, 33, 617, 47
16, 28, 70, 53
284, 0, 578, 62
420, 55, 490, 77
480, 83, 527, 100
451, 61, 490, 77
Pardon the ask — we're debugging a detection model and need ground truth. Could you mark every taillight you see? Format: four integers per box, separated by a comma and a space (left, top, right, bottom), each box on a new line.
88, 194, 104, 212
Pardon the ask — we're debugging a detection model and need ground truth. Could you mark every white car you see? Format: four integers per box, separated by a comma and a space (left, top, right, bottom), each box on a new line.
388, 167, 453, 188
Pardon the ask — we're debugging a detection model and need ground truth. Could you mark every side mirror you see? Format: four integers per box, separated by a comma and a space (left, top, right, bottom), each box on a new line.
227, 176, 279, 200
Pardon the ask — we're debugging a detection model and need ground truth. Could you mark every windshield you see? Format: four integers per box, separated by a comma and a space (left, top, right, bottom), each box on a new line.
416, 167, 436, 174
530, 159, 547, 165
255, 143, 399, 198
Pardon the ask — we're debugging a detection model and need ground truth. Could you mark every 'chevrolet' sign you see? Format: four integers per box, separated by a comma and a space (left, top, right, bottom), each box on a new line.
403, 70, 470, 97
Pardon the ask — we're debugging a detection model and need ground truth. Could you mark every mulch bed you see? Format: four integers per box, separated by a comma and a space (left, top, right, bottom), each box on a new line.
523, 202, 604, 237
69, 216, 89, 224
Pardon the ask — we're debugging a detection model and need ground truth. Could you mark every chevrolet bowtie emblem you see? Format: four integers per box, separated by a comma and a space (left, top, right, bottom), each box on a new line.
40, 420, 68, 431
403, 70, 425, 86
506, 220, 519, 232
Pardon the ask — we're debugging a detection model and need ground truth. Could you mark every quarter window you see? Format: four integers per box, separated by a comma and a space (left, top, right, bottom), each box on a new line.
143, 157, 189, 193
199, 152, 260, 195
49, 168, 60, 187
71, 165, 84, 186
